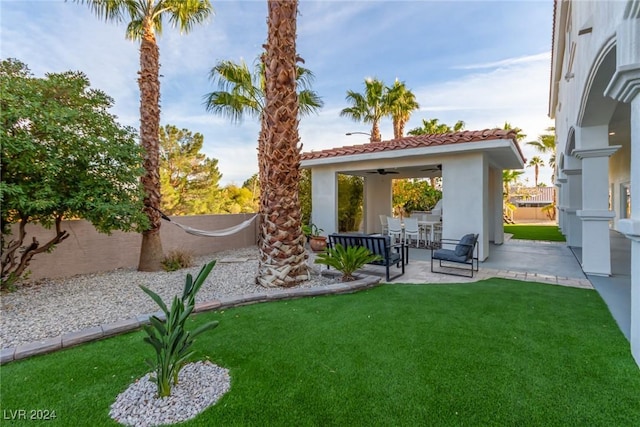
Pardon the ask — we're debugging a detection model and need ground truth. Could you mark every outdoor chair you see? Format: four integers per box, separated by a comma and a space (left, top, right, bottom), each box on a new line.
386, 217, 403, 245
379, 215, 389, 234
430, 233, 479, 277
403, 217, 422, 247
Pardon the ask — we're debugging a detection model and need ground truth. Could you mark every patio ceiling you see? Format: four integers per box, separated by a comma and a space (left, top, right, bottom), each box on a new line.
300, 129, 526, 174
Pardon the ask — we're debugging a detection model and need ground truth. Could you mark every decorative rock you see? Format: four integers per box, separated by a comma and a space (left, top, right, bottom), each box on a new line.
109, 361, 230, 427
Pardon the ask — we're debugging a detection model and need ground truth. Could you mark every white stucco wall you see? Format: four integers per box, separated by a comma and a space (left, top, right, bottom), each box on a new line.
551, 0, 639, 366
552, 1, 626, 146
442, 153, 489, 261
311, 166, 338, 235
364, 175, 393, 234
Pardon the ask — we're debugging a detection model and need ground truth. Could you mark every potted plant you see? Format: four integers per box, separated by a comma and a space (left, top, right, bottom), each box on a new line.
302, 223, 327, 252
314, 243, 382, 281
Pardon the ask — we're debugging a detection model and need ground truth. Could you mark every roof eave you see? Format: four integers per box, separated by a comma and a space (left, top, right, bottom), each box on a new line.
300, 138, 525, 170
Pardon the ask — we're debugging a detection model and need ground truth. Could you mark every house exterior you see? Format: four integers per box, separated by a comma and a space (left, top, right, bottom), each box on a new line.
549, 0, 639, 364
300, 129, 525, 262
509, 187, 555, 222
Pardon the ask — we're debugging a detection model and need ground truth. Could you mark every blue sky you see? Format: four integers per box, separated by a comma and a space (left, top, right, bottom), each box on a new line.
1, 0, 555, 186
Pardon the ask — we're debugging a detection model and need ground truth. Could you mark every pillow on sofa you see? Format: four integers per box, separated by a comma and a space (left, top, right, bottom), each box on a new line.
454, 234, 476, 257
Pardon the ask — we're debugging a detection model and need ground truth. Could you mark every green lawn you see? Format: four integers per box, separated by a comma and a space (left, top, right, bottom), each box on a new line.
504, 224, 566, 242
2, 280, 639, 426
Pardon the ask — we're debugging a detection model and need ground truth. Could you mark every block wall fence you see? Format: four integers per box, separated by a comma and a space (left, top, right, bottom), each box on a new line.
7, 213, 259, 281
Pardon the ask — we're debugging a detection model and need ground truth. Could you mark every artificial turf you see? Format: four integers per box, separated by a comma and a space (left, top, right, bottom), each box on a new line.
504, 224, 566, 242
1, 280, 638, 426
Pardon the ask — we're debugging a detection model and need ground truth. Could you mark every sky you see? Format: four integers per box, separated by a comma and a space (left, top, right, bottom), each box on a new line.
1, 0, 556, 187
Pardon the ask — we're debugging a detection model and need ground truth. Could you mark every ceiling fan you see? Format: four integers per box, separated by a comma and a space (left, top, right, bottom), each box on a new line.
420, 164, 442, 172
367, 168, 399, 175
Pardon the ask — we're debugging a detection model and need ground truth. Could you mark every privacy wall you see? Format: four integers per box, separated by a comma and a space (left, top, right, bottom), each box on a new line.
7, 214, 258, 281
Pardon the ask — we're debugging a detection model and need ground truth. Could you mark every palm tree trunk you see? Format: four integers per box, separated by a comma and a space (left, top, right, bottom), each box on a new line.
371, 120, 382, 142
137, 20, 164, 271
397, 118, 407, 139
257, 0, 308, 287
393, 118, 401, 140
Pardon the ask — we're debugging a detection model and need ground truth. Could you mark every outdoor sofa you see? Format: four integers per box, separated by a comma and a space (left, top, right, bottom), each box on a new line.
327, 233, 406, 281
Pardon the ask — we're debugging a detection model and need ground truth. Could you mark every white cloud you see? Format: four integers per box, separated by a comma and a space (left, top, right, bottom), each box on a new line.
453, 52, 551, 70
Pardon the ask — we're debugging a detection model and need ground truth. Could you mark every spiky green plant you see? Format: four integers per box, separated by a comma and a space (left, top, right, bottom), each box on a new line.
139, 261, 219, 397
314, 243, 382, 282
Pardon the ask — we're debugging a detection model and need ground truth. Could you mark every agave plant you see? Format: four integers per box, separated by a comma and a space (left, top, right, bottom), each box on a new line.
139, 261, 219, 397
314, 243, 381, 282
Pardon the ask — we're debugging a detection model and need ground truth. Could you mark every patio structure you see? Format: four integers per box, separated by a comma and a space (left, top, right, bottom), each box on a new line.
550, 0, 639, 365
300, 129, 525, 262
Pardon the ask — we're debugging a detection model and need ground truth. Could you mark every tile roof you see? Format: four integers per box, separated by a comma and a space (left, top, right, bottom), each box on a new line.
515, 187, 555, 203
301, 128, 524, 161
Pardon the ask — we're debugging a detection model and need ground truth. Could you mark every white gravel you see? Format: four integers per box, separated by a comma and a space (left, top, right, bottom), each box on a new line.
1, 246, 336, 349
109, 360, 231, 427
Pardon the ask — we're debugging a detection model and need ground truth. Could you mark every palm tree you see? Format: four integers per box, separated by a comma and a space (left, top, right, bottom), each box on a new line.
204, 59, 323, 122
386, 79, 419, 139
340, 78, 388, 142
503, 169, 524, 201
77, 0, 213, 272
527, 127, 557, 216
528, 156, 545, 187
527, 127, 556, 173
257, 0, 307, 287
408, 118, 465, 135
502, 121, 526, 141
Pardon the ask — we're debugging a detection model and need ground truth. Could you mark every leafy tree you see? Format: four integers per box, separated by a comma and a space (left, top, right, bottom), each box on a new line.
338, 175, 364, 232
204, 59, 323, 122
386, 79, 419, 139
392, 179, 442, 216
0, 59, 148, 288
527, 156, 545, 187
340, 78, 389, 142
76, 0, 213, 272
298, 169, 312, 225
159, 125, 222, 215
408, 118, 465, 136
220, 185, 258, 214
242, 173, 261, 211
257, 0, 307, 287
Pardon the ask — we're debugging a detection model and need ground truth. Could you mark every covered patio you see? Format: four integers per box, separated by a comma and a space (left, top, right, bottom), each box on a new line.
300, 129, 526, 261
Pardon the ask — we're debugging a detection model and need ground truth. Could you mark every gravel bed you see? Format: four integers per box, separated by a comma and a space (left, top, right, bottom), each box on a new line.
1, 247, 336, 349
109, 361, 230, 427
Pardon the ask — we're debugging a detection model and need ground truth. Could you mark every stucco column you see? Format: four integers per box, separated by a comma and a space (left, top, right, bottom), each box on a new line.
310, 167, 338, 236
364, 175, 392, 234
442, 153, 489, 261
573, 147, 620, 275
604, 4, 640, 366
555, 177, 567, 232
489, 167, 504, 244
563, 169, 582, 247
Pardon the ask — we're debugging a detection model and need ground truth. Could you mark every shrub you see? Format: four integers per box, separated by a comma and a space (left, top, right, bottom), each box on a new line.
161, 250, 194, 271
314, 244, 381, 282
139, 261, 219, 397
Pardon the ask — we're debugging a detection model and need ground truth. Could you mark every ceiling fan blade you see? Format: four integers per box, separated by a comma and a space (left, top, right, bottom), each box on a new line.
367, 169, 399, 175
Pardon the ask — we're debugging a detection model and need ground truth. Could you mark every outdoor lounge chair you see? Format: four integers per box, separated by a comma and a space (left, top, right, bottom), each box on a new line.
430, 233, 479, 277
